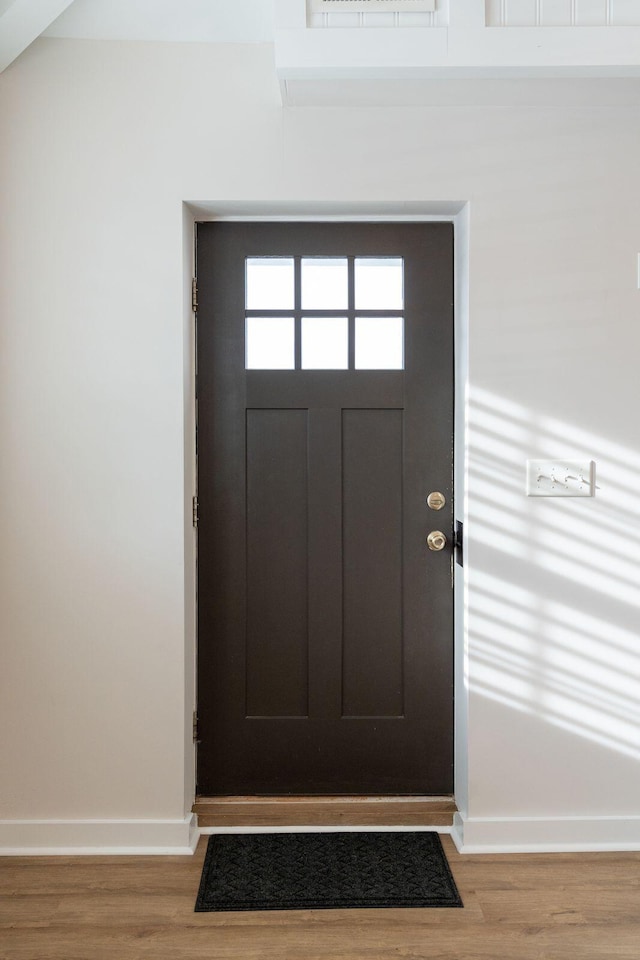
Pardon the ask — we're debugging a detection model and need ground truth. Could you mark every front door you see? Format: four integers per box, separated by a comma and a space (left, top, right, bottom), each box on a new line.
196, 221, 454, 795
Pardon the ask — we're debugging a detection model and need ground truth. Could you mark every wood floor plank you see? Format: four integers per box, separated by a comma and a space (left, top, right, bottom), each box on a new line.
2, 923, 640, 960
477, 886, 640, 925
0, 836, 638, 960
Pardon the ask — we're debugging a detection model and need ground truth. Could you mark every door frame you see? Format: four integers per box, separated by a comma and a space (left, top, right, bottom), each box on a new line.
182, 201, 470, 817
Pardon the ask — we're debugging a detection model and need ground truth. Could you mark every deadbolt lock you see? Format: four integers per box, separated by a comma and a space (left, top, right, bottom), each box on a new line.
426, 491, 446, 511
427, 531, 447, 552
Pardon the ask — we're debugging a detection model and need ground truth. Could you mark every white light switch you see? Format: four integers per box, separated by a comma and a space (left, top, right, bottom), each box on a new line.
526, 460, 595, 497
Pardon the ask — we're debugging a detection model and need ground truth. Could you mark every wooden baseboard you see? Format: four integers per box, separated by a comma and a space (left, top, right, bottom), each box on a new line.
193, 796, 457, 828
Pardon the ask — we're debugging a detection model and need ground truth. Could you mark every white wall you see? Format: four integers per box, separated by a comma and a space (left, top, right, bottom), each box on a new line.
0, 37, 639, 853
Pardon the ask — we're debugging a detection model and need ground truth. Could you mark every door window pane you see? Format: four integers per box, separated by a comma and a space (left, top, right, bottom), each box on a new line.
301, 258, 348, 310
355, 258, 404, 310
246, 258, 294, 310
246, 317, 295, 369
301, 317, 348, 369
355, 316, 404, 370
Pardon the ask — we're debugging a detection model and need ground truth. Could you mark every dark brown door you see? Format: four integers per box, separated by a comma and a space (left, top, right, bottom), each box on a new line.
196, 221, 454, 795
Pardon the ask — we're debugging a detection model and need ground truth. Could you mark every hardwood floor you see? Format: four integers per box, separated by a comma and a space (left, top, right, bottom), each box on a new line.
1, 836, 638, 960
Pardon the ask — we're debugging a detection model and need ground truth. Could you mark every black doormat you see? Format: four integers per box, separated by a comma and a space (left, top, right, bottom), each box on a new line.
195, 831, 463, 912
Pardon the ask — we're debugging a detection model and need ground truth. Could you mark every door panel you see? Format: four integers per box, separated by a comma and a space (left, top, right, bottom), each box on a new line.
196, 221, 454, 795
246, 408, 309, 719
342, 408, 404, 719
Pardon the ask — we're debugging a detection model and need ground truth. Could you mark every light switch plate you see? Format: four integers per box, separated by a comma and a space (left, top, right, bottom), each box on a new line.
526, 460, 595, 497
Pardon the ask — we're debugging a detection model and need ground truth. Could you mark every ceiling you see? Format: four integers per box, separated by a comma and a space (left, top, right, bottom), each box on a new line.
3, 0, 640, 102
44, 0, 275, 44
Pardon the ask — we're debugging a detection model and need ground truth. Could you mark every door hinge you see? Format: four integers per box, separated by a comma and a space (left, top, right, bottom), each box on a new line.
192, 495, 199, 527
192, 711, 200, 743
192, 277, 198, 312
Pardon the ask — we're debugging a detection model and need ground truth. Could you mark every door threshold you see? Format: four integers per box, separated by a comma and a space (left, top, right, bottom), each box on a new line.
193, 796, 457, 828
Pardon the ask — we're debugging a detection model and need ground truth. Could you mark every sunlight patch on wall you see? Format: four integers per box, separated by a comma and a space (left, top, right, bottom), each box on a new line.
468, 385, 640, 762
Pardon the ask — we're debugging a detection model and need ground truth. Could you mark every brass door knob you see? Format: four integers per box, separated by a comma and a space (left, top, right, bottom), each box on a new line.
427, 531, 447, 552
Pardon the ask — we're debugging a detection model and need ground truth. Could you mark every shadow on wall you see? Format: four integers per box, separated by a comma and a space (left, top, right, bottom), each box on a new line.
469, 386, 640, 771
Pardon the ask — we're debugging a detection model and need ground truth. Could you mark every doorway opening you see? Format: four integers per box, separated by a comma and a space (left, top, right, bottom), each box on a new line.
183, 205, 469, 828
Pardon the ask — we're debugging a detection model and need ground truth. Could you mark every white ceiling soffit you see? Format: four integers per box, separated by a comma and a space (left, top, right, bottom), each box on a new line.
0, 0, 75, 71
276, 0, 640, 105
44, 0, 275, 44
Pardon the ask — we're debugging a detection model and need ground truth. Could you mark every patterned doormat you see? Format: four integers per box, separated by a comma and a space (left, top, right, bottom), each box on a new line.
195, 831, 463, 911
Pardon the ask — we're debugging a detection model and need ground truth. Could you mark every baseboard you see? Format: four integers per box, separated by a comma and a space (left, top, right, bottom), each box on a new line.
452, 812, 640, 853
0, 814, 198, 856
